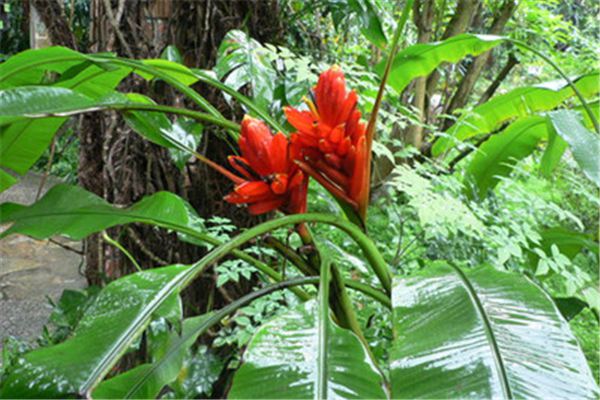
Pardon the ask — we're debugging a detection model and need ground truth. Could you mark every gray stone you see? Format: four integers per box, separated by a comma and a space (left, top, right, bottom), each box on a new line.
0, 173, 86, 357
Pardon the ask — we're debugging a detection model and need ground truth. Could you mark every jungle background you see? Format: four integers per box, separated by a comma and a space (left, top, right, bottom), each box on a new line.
0, 0, 598, 396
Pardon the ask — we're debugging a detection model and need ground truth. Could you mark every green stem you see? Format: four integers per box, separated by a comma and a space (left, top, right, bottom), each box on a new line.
510, 38, 600, 134
363, 0, 415, 220
102, 232, 142, 272
19, 103, 240, 132
264, 236, 391, 307
317, 257, 331, 400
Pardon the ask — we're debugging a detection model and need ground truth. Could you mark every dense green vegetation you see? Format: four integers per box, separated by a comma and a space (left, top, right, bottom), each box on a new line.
0, 0, 598, 398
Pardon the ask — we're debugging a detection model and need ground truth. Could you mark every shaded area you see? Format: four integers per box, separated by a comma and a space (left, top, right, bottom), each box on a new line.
0, 174, 85, 353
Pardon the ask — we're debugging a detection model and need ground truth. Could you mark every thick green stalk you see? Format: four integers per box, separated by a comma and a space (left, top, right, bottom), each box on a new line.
264, 236, 391, 307
510, 38, 599, 134
317, 257, 331, 400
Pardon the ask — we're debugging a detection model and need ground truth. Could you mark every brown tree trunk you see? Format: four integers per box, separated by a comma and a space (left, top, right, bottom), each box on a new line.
30, 0, 284, 317
79, 0, 283, 303
442, 0, 517, 130
404, 0, 435, 149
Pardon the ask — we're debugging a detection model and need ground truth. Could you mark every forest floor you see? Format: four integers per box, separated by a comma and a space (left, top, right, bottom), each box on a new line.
0, 174, 86, 354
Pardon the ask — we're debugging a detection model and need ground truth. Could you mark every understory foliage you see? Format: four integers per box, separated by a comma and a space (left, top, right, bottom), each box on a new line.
0, 0, 599, 399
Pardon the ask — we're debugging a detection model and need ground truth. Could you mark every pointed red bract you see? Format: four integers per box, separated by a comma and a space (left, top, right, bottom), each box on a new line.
284, 66, 369, 217
223, 116, 307, 215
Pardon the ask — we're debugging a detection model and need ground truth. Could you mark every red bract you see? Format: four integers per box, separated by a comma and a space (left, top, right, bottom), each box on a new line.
224, 116, 307, 215
284, 66, 369, 217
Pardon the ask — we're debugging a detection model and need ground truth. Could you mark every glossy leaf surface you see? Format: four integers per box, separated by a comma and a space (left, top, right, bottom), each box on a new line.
0, 183, 205, 241
465, 116, 547, 198
0, 264, 193, 398
549, 110, 600, 187
433, 72, 599, 156
378, 34, 505, 92
390, 262, 599, 399
228, 300, 386, 399
0, 62, 130, 187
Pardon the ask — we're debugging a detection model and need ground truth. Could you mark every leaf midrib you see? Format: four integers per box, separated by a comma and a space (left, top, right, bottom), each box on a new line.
449, 264, 512, 399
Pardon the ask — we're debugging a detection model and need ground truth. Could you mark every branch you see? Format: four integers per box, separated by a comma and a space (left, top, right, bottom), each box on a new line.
477, 52, 519, 105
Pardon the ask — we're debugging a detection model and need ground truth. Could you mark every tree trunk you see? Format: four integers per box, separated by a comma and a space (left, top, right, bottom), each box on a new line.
29, 0, 284, 318
404, 0, 435, 149
442, 0, 517, 130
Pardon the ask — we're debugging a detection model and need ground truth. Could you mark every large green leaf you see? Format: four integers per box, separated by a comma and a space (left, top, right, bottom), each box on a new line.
0, 63, 131, 187
464, 116, 547, 198
0, 46, 91, 89
0, 184, 310, 299
229, 258, 386, 400
0, 86, 97, 118
433, 72, 600, 156
0, 264, 195, 398
0, 184, 205, 241
377, 34, 505, 92
549, 110, 600, 187
390, 262, 599, 399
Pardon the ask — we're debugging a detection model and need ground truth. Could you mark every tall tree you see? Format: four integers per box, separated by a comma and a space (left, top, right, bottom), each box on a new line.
30, 0, 284, 314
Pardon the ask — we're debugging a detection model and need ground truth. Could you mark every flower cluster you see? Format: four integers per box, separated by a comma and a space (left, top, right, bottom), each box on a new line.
222, 66, 368, 218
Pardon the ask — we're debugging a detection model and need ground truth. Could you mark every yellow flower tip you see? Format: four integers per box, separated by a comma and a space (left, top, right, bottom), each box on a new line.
331, 64, 341, 71
302, 96, 320, 118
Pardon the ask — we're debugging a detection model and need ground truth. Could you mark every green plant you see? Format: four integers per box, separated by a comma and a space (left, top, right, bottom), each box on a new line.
0, 10, 599, 399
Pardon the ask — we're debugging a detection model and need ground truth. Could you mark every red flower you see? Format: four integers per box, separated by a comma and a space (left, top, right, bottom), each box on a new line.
224, 116, 307, 215
284, 66, 369, 217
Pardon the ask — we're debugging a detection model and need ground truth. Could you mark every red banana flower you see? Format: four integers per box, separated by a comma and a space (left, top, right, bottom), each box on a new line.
284, 66, 369, 217
223, 116, 308, 215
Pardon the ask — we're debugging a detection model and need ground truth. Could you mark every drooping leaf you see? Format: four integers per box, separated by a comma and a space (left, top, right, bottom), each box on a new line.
433, 72, 600, 156
0, 46, 91, 89
464, 116, 547, 198
390, 262, 599, 399
0, 264, 195, 398
0, 184, 205, 241
540, 121, 568, 177
0, 86, 97, 118
120, 93, 204, 169
0, 63, 131, 189
228, 300, 386, 399
549, 110, 600, 187
377, 34, 506, 92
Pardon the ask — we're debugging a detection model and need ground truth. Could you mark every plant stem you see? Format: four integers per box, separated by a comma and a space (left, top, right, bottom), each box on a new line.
363, 0, 415, 220
264, 236, 391, 307
102, 232, 142, 272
